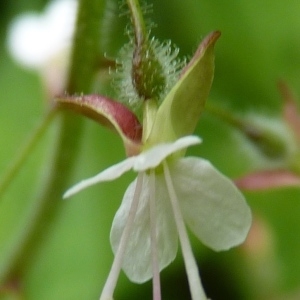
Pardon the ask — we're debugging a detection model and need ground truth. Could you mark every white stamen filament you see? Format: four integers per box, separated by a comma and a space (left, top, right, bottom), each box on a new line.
163, 161, 207, 300
149, 170, 161, 300
99, 173, 144, 300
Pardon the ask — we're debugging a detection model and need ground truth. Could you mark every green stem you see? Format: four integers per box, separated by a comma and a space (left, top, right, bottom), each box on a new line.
206, 103, 288, 159
0, 108, 56, 202
0, 113, 82, 285
126, 0, 147, 46
205, 103, 244, 129
0, 0, 106, 285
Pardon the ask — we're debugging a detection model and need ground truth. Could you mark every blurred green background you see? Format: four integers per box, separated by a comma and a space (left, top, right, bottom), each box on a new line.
1, 0, 300, 299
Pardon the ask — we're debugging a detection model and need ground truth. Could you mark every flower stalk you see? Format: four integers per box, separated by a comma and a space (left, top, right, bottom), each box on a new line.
0, 108, 56, 202
235, 81, 300, 191
205, 103, 289, 159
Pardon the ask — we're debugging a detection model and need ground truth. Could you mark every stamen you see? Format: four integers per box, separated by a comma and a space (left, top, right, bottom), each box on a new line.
149, 170, 161, 300
99, 172, 144, 300
163, 161, 207, 300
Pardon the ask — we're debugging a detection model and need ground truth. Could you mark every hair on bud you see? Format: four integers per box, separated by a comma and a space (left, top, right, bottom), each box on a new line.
112, 35, 185, 112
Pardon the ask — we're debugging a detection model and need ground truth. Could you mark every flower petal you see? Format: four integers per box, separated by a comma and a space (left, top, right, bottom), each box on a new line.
63, 157, 136, 198
110, 173, 178, 283
171, 157, 252, 251
134, 135, 201, 171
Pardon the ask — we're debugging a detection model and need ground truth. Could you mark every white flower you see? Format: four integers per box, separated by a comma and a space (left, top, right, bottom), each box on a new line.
64, 135, 252, 300
7, 0, 77, 93
8, 0, 77, 69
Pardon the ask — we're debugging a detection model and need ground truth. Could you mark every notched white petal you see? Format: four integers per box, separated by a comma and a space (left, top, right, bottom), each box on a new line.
172, 157, 252, 251
63, 157, 136, 198
110, 174, 178, 283
134, 135, 201, 171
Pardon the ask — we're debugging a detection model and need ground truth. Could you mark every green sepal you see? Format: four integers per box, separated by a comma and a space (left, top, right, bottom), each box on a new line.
146, 31, 221, 146
55, 94, 142, 156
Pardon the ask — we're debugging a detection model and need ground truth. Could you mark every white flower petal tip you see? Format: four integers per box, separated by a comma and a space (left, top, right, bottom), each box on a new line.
63, 175, 107, 199
63, 177, 101, 199
63, 157, 136, 199
133, 135, 202, 171
63, 175, 104, 199
63, 183, 85, 199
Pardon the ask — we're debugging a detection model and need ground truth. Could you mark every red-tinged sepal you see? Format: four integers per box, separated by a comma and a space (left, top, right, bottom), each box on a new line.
235, 169, 300, 191
56, 94, 142, 156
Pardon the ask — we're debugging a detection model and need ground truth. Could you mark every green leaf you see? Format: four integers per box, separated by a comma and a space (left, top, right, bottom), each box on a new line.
147, 31, 221, 145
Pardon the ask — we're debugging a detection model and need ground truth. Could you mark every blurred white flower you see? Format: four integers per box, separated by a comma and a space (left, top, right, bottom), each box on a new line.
7, 0, 77, 93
